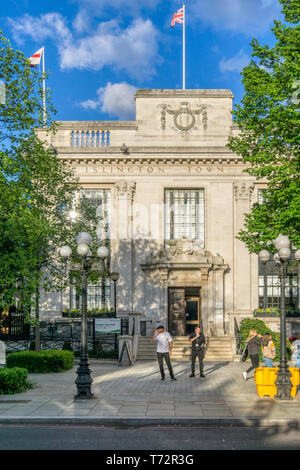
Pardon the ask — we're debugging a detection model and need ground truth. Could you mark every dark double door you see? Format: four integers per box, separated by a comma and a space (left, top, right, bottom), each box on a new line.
168, 287, 200, 336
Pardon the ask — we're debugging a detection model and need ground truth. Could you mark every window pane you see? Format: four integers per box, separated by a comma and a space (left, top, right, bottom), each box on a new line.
70, 280, 111, 310
80, 189, 111, 242
164, 189, 205, 246
258, 259, 298, 311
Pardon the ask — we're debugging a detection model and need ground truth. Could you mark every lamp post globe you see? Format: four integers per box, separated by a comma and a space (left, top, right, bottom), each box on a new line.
60, 245, 72, 258
274, 234, 290, 251
77, 243, 90, 257
258, 250, 271, 263
76, 232, 92, 246
110, 272, 120, 282
294, 249, 300, 262
278, 247, 291, 261
97, 246, 109, 259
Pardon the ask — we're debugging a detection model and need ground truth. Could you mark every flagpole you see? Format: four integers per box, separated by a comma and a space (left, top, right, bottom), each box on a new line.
183, 2, 185, 90
42, 46, 46, 127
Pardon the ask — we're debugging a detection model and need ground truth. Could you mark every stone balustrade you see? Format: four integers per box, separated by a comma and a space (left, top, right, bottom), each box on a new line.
71, 130, 110, 148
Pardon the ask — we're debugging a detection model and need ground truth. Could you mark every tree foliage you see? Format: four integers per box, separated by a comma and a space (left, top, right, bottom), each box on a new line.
228, 0, 300, 253
0, 31, 81, 311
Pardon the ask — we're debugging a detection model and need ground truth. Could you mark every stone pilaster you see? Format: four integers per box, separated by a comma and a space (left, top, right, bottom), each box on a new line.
115, 180, 136, 313
233, 182, 254, 313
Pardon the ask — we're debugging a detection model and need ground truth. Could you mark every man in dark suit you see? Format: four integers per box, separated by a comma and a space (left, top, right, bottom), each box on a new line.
189, 325, 205, 378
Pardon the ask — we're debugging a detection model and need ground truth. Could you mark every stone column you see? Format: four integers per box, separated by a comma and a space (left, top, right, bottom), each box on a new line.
115, 180, 136, 313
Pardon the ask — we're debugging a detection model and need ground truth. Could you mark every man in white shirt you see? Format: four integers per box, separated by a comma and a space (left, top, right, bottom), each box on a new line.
151, 325, 176, 381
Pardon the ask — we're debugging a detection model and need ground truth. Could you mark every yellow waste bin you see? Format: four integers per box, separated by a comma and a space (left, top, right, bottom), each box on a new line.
255, 367, 300, 398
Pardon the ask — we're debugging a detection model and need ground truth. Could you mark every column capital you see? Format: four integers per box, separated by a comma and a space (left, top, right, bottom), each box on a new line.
234, 182, 254, 201
115, 180, 136, 200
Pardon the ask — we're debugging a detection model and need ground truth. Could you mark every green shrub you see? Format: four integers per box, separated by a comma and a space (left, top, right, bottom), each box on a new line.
239, 318, 291, 362
0, 367, 33, 395
6, 350, 74, 373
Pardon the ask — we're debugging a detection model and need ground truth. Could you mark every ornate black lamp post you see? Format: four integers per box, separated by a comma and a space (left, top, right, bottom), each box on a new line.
259, 235, 300, 400
60, 232, 109, 399
259, 249, 270, 310
110, 272, 120, 317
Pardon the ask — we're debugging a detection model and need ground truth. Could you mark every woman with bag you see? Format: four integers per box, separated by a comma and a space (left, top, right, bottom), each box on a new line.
242, 329, 263, 382
291, 333, 300, 369
262, 333, 276, 367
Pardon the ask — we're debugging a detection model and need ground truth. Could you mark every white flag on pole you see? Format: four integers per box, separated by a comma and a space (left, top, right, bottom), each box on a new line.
29, 47, 44, 67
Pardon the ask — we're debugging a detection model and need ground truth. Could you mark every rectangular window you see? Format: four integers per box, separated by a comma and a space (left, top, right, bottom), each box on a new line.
70, 278, 111, 311
71, 188, 112, 311
80, 189, 111, 242
258, 260, 299, 312
164, 189, 205, 246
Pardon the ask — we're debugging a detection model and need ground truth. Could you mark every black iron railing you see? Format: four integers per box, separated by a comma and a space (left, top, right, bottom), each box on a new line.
1, 317, 129, 354
234, 317, 243, 355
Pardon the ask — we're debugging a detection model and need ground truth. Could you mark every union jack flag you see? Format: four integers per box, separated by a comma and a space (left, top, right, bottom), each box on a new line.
171, 7, 184, 27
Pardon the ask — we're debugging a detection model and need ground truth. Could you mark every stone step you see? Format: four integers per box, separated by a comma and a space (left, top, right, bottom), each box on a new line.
136, 335, 234, 362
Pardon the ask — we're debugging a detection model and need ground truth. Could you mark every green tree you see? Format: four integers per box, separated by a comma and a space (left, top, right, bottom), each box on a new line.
0, 32, 83, 351
228, 0, 300, 253
0, 30, 55, 141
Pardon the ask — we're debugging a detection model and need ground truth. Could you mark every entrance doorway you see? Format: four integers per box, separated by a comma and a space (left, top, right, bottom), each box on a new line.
168, 287, 201, 336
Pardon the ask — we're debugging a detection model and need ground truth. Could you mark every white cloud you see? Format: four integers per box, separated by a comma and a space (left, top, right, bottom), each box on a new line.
80, 82, 137, 120
219, 49, 250, 73
190, 0, 281, 35
60, 19, 159, 79
72, 10, 91, 34
7, 13, 159, 80
8, 13, 72, 44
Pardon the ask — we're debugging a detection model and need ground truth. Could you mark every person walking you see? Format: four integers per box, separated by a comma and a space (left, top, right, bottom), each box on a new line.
189, 325, 206, 378
242, 329, 263, 381
151, 325, 176, 381
291, 333, 300, 369
261, 333, 276, 367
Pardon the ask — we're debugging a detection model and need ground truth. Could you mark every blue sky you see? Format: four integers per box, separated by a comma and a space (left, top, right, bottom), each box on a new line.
0, 0, 283, 122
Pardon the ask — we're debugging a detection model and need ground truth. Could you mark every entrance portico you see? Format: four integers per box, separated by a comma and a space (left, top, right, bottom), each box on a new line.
141, 238, 229, 336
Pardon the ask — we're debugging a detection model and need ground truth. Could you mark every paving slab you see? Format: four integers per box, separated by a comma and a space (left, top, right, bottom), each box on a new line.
0, 360, 299, 426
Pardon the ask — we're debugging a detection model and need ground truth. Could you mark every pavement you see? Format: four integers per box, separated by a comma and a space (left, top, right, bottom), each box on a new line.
0, 360, 300, 427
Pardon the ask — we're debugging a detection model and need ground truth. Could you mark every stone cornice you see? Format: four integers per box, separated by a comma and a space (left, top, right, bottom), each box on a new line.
135, 89, 234, 99
36, 121, 138, 131
62, 155, 245, 165
56, 146, 237, 156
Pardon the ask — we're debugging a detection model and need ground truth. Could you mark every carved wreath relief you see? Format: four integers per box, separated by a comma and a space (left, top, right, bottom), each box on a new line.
160, 102, 209, 132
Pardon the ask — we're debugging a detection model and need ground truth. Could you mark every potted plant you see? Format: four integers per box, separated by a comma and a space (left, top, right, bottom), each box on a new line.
61, 307, 115, 318
253, 308, 280, 317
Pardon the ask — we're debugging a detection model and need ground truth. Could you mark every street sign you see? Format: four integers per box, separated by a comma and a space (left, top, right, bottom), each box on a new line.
94, 318, 121, 334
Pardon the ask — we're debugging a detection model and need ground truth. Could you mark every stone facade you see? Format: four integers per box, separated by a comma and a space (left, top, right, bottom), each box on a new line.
37, 89, 264, 336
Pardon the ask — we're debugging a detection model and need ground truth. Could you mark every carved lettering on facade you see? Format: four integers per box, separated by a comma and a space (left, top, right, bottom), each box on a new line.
74, 165, 229, 176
